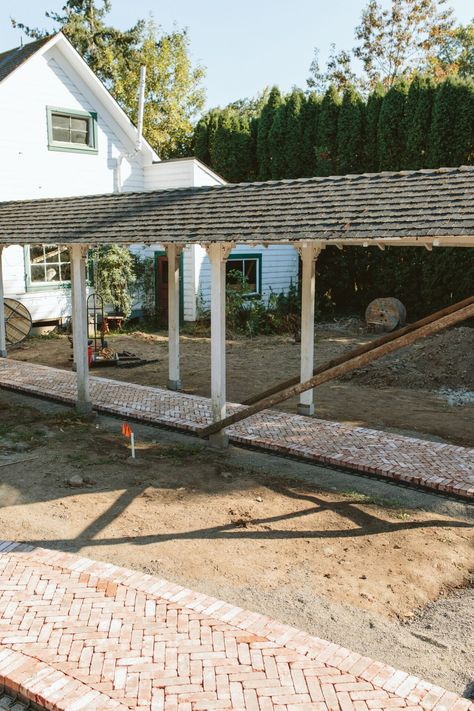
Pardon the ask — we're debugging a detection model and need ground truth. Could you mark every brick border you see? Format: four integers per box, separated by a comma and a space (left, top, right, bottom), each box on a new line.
0, 542, 472, 711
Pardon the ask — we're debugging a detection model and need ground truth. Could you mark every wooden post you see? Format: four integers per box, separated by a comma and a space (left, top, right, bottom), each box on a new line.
207, 243, 230, 448
0, 247, 7, 357
167, 244, 181, 390
70, 244, 92, 414
298, 244, 320, 416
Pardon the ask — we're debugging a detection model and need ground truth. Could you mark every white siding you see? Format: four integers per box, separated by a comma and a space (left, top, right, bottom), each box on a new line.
196, 244, 299, 311
0, 43, 147, 322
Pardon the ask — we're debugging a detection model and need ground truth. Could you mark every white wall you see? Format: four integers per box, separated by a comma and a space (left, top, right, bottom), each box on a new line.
0, 42, 147, 322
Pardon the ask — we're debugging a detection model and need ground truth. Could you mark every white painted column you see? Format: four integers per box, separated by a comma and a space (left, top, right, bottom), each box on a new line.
0, 247, 7, 358
70, 244, 92, 414
167, 244, 181, 390
207, 243, 229, 447
298, 243, 320, 416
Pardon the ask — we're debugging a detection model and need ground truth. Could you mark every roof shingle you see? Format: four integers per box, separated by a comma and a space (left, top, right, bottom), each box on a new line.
0, 35, 53, 83
0, 166, 473, 246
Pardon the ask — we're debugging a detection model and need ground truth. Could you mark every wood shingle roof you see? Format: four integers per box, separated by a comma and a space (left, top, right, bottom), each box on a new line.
0, 166, 473, 246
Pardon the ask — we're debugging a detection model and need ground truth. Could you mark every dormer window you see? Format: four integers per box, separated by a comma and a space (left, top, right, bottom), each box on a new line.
47, 107, 98, 153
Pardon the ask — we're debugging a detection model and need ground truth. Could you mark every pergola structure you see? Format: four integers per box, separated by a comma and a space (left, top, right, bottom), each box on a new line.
0, 166, 473, 446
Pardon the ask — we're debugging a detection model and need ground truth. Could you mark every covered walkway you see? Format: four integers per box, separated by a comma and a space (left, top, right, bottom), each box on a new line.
0, 359, 472, 500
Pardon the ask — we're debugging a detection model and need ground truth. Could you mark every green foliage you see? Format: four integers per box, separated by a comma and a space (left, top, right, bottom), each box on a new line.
284, 89, 306, 178
15, 2, 205, 158
300, 93, 321, 176
403, 75, 436, 169
378, 79, 409, 170
337, 86, 365, 174
428, 76, 474, 166
93, 245, 136, 318
315, 85, 341, 176
268, 100, 288, 180
256, 87, 282, 180
364, 83, 385, 171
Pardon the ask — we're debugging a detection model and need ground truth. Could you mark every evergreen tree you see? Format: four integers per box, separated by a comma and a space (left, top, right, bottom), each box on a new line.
300, 93, 321, 176
336, 86, 365, 174
428, 76, 474, 166
233, 114, 255, 182
268, 99, 288, 180
193, 115, 210, 164
315, 85, 341, 176
210, 109, 239, 181
256, 87, 282, 180
364, 83, 385, 171
403, 75, 436, 169
377, 79, 409, 170
284, 89, 306, 178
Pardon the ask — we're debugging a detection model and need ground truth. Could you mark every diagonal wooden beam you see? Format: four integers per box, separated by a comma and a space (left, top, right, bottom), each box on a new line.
199, 296, 474, 439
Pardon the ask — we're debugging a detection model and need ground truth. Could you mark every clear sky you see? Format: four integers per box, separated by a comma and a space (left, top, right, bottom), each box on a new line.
1, 0, 473, 109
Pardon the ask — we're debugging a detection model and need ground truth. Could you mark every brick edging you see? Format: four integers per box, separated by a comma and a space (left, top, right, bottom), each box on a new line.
1, 542, 472, 711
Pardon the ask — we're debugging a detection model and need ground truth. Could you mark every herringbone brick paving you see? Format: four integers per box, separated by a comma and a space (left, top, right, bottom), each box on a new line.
0, 360, 472, 499
0, 543, 472, 711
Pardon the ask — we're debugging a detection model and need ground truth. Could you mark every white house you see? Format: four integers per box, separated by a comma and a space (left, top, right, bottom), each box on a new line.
0, 32, 299, 327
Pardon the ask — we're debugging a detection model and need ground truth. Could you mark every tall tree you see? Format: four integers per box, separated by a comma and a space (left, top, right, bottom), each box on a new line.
364, 82, 385, 171
377, 79, 409, 170
194, 115, 211, 165
428, 76, 474, 166
431, 19, 474, 79
403, 74, 436, 169
268, 99, 288, 180
300, 93, 321, 176
315, 85, 341, 176
14, 1, 205, 158
284, 89, 306, 178
336, 86, 365, 174
256, 87, 282, 180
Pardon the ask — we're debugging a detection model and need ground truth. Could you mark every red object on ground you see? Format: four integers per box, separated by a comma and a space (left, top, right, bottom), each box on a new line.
87, 345, 93, 366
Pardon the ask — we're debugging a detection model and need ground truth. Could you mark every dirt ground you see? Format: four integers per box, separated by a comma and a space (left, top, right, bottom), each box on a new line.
10, 322, 474, 446
0, 393, 472, 697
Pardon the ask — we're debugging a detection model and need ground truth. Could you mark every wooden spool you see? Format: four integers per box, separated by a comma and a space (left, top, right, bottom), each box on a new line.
365, 297, 406, 333
4, 298, 32, 345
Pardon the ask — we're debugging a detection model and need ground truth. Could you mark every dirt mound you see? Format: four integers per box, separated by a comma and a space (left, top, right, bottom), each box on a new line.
344, 326, 474, 391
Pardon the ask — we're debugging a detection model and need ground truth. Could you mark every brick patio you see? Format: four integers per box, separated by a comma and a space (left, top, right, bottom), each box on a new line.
0, 360, 473, 500
0, 542, 472, 711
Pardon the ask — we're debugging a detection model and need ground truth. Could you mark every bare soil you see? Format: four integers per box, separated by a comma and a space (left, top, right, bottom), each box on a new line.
9, 323, 474, 447
0, 394, 472, 697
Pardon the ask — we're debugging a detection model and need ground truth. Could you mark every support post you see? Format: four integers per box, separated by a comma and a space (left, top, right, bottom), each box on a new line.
0, 247, 7, 357
297, 243, 320, 416
167, 244, 181, 390
207, 243, 230, 448
70, 244, 92, 414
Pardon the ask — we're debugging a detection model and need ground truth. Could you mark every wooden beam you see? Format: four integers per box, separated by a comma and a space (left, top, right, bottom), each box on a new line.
167, 244, 181, 390
199, 295, 474, 438
298, 244, 320, 415
70, 244, 92, 414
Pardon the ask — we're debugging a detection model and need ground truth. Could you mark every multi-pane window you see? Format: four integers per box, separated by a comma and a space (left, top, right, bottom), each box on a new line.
226, 256, 260, 295
47, 107, 97, 152
28, 245, 71, 285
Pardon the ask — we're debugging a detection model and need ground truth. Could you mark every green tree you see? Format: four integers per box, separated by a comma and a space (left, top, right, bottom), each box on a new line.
403, 74, 436, 169
14, 2, 205, 158
194, 114, 211, 165
364, 82, 385, 171
268, 99, 288, 180
300, 93, 321, 176
431, 19, 474, 79
93, 245, 136, 318
256, 87, 282, 180
315, 85, 341, 175
284, 89, 306, 178
336, 86, 365, 174
428, 76, 474, 166
377, 79, 409, 170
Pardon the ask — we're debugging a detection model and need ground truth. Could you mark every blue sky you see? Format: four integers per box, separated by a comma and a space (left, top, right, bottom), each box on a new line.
1, 0, 473, 109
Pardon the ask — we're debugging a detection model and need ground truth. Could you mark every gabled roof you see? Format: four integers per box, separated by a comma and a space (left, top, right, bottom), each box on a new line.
0, 32, 158, 162
0, 167, 473, 247
0, 36, 52, 83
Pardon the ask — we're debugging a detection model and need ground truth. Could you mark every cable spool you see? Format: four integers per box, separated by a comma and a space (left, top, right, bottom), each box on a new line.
365, 298, 406, 333
4, 298, 32, 345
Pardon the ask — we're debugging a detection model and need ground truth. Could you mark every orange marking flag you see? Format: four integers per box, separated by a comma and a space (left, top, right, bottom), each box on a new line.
122, 422, 132, 438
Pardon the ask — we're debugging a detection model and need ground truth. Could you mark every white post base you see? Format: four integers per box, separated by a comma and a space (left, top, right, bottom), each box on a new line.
167, 378, 181, 391
0, 350, 7, 359
208, 431, 229, 450
297, 402, 315, 417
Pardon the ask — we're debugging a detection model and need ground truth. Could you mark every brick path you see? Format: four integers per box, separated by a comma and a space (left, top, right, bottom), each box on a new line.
0, 360, 473, 500
0, 542, 472, 711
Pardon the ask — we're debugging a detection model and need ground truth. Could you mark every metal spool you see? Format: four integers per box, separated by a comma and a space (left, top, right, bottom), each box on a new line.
4, 298, 33, 345
365, 297, 407, 333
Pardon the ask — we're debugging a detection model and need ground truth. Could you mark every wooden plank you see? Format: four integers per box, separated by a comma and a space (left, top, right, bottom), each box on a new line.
242, 295, 474, 406
199, 297, 474, 438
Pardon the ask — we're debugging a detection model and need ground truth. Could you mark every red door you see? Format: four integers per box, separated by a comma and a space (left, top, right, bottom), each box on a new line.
156, 256, 169, 324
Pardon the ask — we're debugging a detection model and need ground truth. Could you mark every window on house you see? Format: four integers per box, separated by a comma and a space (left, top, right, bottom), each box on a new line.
47, 107, 97, 153
27, 245, 71, 286
226, 255, 261, 295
